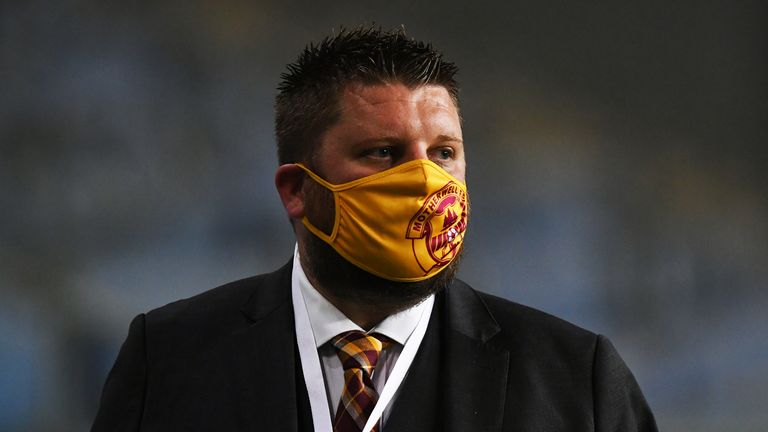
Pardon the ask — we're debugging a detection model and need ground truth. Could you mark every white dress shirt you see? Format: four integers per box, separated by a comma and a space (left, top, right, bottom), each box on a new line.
291, 246, 433, 431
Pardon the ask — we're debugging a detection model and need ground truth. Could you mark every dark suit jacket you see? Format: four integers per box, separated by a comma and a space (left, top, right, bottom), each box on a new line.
92, 260, 657, 431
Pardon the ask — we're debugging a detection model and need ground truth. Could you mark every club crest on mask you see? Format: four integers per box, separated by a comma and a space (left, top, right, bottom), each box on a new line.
406, 181, 468, 274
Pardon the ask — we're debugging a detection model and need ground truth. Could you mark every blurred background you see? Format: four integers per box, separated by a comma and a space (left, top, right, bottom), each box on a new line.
1, 1, 766, 430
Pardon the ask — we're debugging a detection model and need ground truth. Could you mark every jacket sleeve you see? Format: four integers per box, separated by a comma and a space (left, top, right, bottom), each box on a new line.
593, 334, 658, 432
91, 314, 148, 432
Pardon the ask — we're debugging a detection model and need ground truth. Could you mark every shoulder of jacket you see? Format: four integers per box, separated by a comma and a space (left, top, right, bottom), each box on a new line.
144, 261, 291, 328
453, 278, 598, 349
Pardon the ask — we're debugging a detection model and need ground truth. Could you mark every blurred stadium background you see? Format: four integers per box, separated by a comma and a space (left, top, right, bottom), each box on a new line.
1, 1, 766, 430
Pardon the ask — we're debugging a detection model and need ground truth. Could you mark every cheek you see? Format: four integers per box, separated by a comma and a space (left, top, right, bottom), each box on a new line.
449, 158, 467, 183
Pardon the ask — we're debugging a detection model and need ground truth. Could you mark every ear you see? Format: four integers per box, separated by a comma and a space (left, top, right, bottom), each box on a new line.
275, 164, 306, 220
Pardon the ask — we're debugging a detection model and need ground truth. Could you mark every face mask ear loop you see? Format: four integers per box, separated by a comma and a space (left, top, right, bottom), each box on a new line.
301, 200, 340, 243
296, 164, 341, 243
328, 189, 341, 241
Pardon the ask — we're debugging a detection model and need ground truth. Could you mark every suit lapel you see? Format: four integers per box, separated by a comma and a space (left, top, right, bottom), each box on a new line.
442, 280, 510, 432
229, 261, 304, 431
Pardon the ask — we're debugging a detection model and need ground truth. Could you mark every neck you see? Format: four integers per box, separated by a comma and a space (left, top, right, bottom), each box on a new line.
303, 270, 399, 330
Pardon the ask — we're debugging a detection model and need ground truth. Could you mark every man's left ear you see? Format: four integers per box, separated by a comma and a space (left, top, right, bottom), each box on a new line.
275, 164, 306, 220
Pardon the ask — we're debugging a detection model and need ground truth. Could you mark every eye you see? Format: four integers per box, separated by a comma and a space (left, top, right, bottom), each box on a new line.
434, 148, 454, 160
365, 147, 393, 159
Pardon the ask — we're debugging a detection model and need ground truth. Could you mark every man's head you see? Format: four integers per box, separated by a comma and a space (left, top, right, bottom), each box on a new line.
275, 26, 459, 167
274, 27, 466, 325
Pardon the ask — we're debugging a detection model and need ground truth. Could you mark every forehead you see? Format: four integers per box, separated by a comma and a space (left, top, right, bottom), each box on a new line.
324, 83, 461, 143
337, 82, 458, 113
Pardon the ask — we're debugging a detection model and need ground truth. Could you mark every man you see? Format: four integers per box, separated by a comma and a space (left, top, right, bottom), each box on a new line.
92, 27, 657, 431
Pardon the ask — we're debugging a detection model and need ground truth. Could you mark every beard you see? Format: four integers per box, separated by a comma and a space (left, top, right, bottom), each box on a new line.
302, 230, 463, 312
300, 174, 463, 313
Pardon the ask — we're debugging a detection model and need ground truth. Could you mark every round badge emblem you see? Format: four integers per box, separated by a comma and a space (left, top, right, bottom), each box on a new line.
406, 181, 468, 274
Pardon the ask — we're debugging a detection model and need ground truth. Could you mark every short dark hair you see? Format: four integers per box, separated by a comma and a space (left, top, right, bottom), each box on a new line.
275, 26, 459, 165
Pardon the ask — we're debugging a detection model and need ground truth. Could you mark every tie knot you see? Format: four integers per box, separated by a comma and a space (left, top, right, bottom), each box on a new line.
332, 331, 389, 374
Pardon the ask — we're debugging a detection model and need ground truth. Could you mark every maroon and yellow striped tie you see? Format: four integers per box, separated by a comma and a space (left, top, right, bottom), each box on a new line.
332, 331, 390, 432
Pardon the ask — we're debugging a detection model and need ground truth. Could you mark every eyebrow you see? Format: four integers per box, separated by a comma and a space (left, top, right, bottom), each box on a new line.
351, 134, 464, 149
435, 134, 463, 143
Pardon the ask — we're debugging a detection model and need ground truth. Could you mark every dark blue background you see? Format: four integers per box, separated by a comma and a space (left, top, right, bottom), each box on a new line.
1, 1, 766, 430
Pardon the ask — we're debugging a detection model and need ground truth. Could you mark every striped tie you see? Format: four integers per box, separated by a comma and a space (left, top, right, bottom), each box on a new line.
332, 331, 389, 432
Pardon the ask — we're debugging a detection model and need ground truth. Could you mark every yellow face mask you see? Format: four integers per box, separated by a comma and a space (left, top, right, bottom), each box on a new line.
297, 159, 469, 282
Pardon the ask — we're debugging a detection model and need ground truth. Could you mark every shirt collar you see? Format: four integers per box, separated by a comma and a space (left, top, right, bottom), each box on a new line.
294, 245, 430, 348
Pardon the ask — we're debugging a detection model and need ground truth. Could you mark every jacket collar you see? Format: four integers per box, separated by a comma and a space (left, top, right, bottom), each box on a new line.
231, 259, 307, 431
441, 279, 510, 432
240, 259, 293, 322
445, 278, 502, 342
